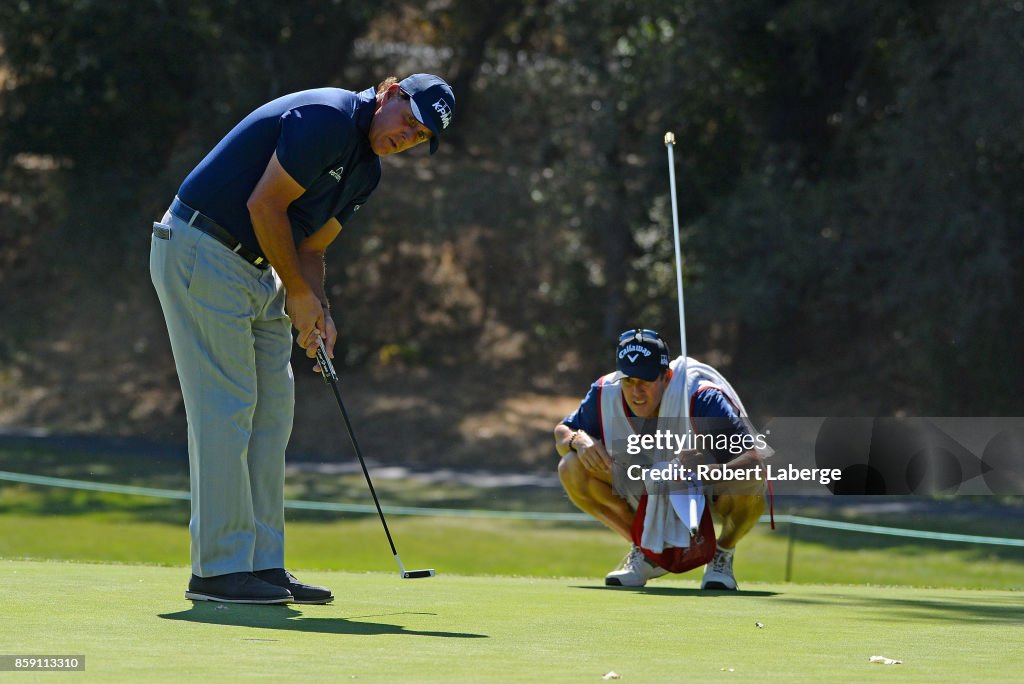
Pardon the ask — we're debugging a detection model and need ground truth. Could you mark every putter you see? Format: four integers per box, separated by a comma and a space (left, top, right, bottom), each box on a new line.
315, 339, 435, 580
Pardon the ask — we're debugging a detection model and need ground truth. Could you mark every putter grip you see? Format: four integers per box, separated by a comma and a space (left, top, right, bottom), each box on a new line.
316, 340, 338, 383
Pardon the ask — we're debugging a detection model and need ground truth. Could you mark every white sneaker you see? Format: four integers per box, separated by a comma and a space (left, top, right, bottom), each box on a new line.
604, 546, 668, 587
701, 546, 737, 590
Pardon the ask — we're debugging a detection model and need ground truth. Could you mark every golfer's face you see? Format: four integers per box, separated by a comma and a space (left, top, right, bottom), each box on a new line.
621, 374, 669, 418
369, 88, 433, 156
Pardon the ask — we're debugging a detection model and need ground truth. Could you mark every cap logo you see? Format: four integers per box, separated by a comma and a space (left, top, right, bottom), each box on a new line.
432, 98, 452, 129
618, 344, 652, 361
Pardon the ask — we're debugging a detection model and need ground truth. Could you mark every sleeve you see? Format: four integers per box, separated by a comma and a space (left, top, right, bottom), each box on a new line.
562, 380, 603, 436
335, 174, 380, 226
276, 105, 352, 188
691, 387, 752, 463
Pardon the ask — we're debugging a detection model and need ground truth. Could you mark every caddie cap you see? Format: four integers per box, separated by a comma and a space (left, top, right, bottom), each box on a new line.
399, 73, 455, 155
616, 329, 671, 381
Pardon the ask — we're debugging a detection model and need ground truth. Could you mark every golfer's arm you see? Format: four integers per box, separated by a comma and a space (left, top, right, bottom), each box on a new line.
297, 218, 342, 310
247, 152, 309, 295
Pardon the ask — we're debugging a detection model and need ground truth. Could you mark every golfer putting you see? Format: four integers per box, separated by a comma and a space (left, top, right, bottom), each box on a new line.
150, 73, 455, 604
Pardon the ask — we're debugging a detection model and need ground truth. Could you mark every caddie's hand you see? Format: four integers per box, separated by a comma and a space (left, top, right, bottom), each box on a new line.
313, 314, 339, 374
675, 449, 711, 471
571, 430, 613, 475
286, 288, 325, 355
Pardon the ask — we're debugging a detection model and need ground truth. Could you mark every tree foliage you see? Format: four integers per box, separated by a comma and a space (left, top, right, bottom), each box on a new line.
1, 0, 1020, 415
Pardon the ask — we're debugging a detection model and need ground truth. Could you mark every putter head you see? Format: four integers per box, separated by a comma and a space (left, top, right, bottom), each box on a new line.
402, 569, 435, 579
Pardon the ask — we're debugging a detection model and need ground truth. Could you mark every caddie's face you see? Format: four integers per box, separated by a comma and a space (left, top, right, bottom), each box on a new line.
621, 372, 670, 419
369, 86, 433, 156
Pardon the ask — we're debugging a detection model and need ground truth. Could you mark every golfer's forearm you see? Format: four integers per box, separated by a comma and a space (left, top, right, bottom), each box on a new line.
297, 249, 329, 309
250, 207, 310, 295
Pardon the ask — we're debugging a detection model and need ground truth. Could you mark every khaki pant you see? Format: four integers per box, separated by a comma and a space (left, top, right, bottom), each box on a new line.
150, 210, 294, 577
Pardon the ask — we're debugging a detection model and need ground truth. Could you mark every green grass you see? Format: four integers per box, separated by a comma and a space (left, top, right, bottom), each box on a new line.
4, 559, 1023, 683
2, 505, 1023, 589
3, 443, 1023, 681
1, 442, 1023, 589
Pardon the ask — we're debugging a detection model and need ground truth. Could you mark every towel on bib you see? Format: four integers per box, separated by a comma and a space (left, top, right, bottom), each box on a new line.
639, 461, 705, 553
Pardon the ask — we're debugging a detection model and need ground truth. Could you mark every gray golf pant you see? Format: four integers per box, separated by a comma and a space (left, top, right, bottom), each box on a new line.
150, 210, 294, 578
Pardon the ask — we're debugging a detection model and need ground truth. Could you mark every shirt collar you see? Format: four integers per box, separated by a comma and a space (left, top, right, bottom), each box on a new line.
354, 87, 377, 139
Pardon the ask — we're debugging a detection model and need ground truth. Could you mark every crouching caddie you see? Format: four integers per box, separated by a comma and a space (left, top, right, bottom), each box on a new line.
554, 329, 770, 589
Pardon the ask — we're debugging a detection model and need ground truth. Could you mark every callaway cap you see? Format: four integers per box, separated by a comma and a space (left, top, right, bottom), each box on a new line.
399, 73, 455, 155
616, 329, 671, 381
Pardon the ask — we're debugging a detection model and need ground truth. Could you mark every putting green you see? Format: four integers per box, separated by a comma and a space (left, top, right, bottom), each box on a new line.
4, 559, 1022, 682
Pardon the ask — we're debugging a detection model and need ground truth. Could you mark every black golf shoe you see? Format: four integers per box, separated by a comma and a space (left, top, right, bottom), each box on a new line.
254, 568, 334, 605
186, 572, 293, 604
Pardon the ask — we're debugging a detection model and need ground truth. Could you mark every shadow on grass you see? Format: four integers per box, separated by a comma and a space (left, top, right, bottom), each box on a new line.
158, 603, 489, 638
771, 591, 1024, 624
571, 585, 779, 597
573, 584, 1024, 623
577, 581, 1024, 622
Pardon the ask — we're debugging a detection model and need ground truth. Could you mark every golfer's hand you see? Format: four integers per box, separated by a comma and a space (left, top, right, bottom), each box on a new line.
313, 315, 339, 374
287, 288, 325, 354
571, 431, 613, 475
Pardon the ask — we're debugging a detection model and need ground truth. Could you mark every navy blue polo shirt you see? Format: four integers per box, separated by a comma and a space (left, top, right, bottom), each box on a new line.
178, 87, 381, 258
563, 379, 751, 464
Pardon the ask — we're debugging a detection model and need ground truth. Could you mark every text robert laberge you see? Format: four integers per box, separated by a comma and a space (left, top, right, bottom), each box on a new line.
625, 463, 843, 486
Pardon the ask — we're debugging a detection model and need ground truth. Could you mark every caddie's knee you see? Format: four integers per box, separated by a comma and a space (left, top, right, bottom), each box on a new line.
714, 491, 765, 521
558, 451, 590, 495
561, 448, 606, 497
730, 476, 768, 497
742, 492, 766, 519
